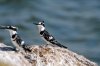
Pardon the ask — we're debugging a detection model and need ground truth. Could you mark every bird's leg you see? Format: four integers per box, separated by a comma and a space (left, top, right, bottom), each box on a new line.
45, 44, 49, 47
45, 43, 56, 47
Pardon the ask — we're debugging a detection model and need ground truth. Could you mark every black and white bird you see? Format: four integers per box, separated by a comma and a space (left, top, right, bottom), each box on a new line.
33, 21, 67, 49
0, 25, 28, 52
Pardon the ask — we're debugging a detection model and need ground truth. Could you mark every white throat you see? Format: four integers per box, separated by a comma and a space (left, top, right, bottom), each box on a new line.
7, 30, 17, 36
38, 25, 45, 32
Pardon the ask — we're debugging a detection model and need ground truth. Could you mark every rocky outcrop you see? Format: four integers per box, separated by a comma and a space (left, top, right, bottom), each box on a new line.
0, 43, 98, 66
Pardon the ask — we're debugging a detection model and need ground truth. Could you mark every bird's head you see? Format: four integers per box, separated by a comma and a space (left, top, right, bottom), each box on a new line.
0, 25, 18, 35
33, 21, 45, 27
0, 25, 18, 31
33, 21, 45, 31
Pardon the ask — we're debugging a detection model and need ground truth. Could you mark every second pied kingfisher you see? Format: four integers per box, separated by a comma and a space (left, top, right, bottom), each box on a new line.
0, 25, 26, 52
33, 21, 67, 49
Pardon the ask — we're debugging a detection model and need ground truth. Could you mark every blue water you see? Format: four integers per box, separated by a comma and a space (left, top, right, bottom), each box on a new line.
0, 0, 100, 65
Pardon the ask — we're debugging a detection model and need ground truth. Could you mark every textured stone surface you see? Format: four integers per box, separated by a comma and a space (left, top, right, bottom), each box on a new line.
0, 43, 98, 66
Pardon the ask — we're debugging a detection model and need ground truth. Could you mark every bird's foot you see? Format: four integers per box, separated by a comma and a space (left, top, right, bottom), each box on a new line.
45, 44, 56, 47
45, 44, 49, 47
23, 45, 32, 53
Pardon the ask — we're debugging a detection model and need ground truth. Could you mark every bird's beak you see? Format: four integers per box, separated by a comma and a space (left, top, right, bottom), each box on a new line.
33, 23, 39, 25
0, 26, 8, 29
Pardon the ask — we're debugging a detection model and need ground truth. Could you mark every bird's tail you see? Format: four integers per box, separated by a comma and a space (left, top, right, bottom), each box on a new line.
22, 44, 32, 52
51, 41, 67, 49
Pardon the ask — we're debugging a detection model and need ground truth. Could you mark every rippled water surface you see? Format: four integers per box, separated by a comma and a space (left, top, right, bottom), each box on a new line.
0, 0, 100, 65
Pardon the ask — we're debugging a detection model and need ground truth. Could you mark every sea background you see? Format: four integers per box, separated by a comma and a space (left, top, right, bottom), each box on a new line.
0, 0, 100, 65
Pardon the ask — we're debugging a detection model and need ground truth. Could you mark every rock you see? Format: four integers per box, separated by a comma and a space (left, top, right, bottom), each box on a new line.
0, 43, 98, 66
0, 43, 31, 66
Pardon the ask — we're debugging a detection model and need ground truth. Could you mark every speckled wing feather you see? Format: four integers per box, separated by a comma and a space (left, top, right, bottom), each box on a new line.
12, 34, 24, 46
41, 30, 67, 48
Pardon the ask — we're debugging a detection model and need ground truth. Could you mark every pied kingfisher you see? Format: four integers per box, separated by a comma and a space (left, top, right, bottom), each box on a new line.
33, 21, 67, 49
0, 25, 30, 52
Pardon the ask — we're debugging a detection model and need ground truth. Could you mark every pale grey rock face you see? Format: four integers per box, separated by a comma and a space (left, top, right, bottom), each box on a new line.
0, 43, 98, 66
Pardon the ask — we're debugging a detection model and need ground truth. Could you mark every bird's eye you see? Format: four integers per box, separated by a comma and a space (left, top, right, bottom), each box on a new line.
42, 21, 44, 23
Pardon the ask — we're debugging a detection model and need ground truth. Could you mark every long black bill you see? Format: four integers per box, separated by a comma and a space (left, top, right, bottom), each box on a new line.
33, 23, 38, 25
0, 25, 8, 29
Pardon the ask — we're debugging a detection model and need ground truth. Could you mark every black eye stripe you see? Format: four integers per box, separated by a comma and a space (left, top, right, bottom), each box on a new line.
8, 26, 17, 31
39, 22, 45, 27
42, 23, 45, 27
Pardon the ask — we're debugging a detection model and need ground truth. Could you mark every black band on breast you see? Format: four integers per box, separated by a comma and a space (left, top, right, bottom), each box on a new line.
12, 34, 17, 39
40, 31, 44, 35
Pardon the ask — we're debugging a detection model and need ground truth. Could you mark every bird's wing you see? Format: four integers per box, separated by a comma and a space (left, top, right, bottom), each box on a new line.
43, 30, 55, 41
41, 30, 67, 48
43, 31, 67, 48
15, 35, 24, 46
